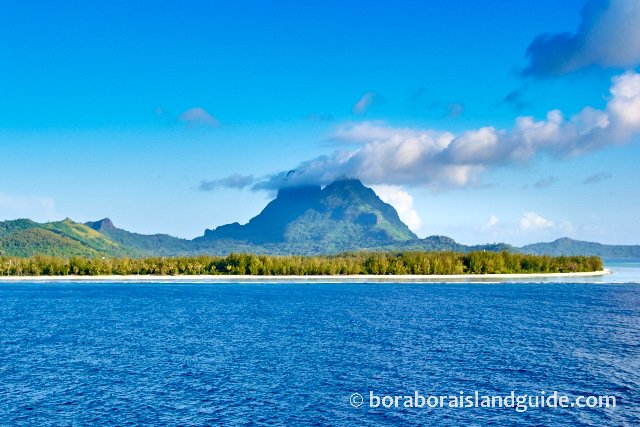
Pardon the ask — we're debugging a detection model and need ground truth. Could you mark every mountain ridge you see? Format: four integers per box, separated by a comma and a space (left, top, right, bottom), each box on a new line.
198, 179, 416, 247
0, 179, 638, 258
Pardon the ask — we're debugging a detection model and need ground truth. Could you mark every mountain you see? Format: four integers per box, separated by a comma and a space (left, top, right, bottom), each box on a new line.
85, 218, 193, 256
0, 179, 638, 258
195, 179, 417, 254
521, 237, 640, 258
0, 217, 193, 258
0, 218, 131, 257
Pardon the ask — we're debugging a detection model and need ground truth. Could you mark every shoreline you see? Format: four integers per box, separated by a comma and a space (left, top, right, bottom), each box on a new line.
0, 269, 611, 283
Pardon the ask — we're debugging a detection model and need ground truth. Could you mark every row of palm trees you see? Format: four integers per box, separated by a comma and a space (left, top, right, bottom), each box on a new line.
0, 251, 603, 276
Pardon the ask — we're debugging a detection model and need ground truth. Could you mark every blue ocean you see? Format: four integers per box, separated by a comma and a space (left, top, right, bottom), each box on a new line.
1, 264, 639, 426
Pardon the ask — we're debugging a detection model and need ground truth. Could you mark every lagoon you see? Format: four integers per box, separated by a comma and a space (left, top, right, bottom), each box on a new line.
0, 262, 638, 426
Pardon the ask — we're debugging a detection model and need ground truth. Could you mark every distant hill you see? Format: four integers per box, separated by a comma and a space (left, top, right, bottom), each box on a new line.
521, 237, 640, 258
84, 218, 193, 256
0, 218, 130, 257
0, 179, 638, 258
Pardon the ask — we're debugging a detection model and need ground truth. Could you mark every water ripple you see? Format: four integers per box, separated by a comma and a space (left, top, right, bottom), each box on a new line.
0, 282, 638, 426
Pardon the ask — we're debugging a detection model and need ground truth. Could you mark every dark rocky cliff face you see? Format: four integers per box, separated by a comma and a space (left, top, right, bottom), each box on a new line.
85, 218, 116, 232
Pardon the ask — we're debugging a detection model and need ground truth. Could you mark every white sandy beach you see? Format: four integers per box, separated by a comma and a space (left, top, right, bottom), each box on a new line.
0, 270, 611, 283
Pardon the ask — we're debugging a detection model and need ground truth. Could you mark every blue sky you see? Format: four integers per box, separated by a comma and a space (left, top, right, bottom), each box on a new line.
1, 0, 639, 245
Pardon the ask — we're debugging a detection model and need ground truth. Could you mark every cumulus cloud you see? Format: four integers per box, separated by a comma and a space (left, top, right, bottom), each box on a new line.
608, 72, 640, 132
481, 215, 501, 231
371, 185, 421, 232
199, 174, 254, 191
248, 72, 640, 191
352, 92, 377, 114
523, 0, 640, 76
519, 212, 554, 232
179, 107, 220, 127
582, 171, 612, 184
518, 212, 577, 237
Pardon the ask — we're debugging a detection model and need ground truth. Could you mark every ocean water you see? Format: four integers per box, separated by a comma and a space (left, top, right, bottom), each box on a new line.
1, 268, 639, 426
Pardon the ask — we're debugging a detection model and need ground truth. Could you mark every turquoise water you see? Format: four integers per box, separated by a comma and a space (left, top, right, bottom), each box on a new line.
0, 264, 638, 426
602, 259, 640, 284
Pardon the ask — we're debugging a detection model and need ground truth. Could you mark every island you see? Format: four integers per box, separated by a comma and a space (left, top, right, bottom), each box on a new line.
0, 251, 606, 280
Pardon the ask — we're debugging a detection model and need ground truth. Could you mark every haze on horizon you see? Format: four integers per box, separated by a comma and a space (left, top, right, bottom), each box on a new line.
1, 0, 639, 246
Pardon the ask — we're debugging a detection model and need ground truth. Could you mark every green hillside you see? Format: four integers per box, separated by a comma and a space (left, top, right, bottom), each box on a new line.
42, 219, 129, 256
197, 179, 416, 253
0, 218, 40, 237
0, 218, 130, 258
521, 237, 640, 258
0, 228, 100, 258
85, 218, 193, 256
0, 180, 638, 258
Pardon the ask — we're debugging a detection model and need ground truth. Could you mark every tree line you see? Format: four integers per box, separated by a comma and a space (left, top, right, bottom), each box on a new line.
0, 251, 603, 276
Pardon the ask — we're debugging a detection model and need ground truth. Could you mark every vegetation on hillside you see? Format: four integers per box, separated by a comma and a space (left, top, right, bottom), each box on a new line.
0, 251, 603, 276
521, 237, 640, 258
0, 178, 638, 258
0, 218, 133, 258
199, 179, 416, 248
0, 228, 101, 258
0, 177, 428, 257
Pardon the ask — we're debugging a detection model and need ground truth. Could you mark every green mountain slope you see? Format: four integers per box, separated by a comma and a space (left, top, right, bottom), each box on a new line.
0, 228, 100, 258
42, 218, 129, 256
85, 218, 193, 256
0, 180, 638, 258
0, 218, 130, 257
196, 179, 416, 253
0, 218, 40, 237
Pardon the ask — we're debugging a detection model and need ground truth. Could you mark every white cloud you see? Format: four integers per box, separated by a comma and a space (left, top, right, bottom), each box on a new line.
519, 212, 554, 232
517, 213, 577, 241
252, 71, 640, 192
558, 220, 576, 235
608, 71, 640, 132
524, 0, 640, 76
352, 92, 377, 114
0, 193, 56, 222
199, 174, 254, 191
179, 107, 220, 127
481, 215, 500, 231
371, 185, 421, 232
469, 212, 578, 245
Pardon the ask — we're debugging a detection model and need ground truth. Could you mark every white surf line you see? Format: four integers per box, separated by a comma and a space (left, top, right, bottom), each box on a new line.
0, 270, 611, 283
